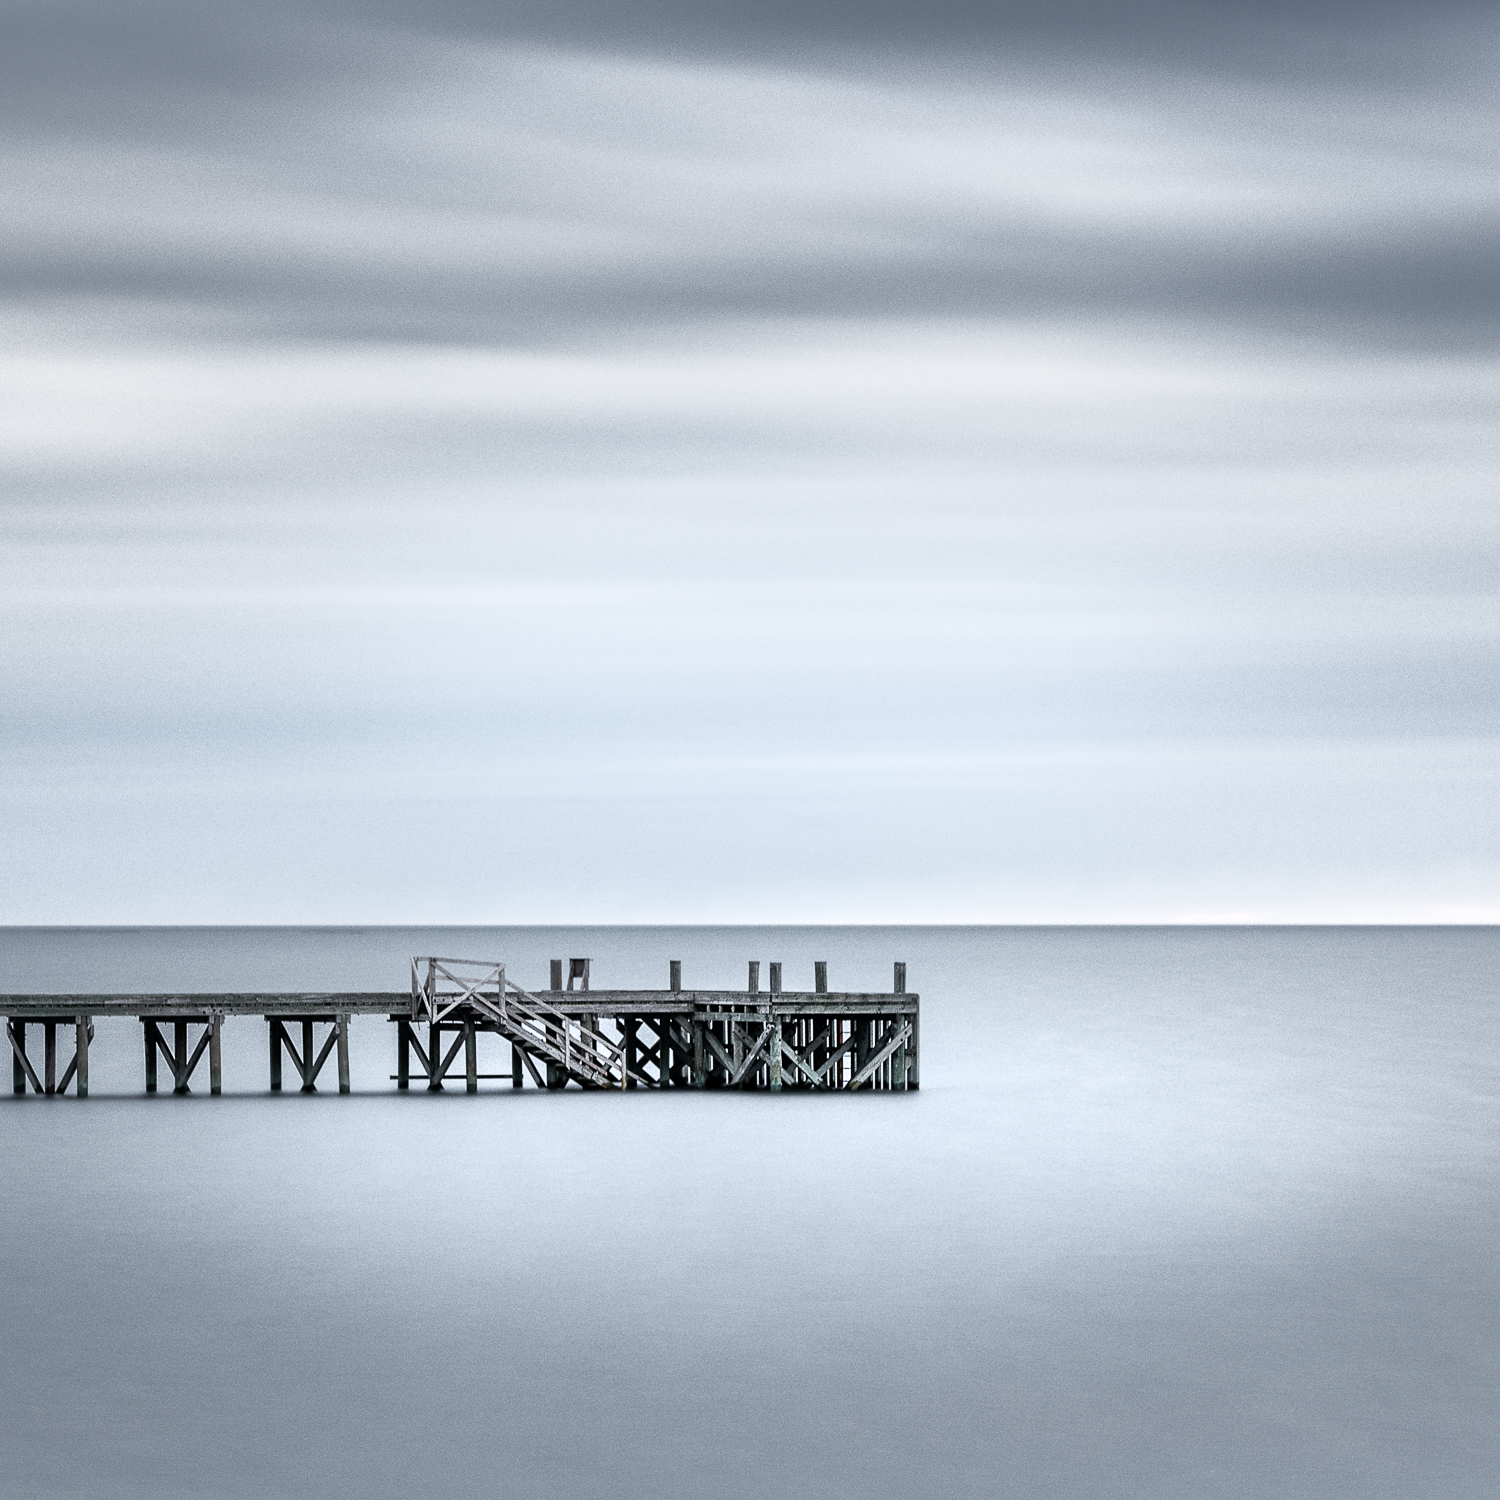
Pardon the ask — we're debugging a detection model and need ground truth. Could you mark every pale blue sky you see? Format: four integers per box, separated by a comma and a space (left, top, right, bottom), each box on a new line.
2, 1, 1497, 921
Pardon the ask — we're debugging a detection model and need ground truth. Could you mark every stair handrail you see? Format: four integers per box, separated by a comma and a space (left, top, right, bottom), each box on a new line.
410, 957, 639, 1088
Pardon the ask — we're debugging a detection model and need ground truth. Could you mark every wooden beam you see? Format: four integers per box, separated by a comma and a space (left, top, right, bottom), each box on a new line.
7, 1021, 42, 1095
336, 1014, 350, 1095
181, 1023, 213, 1092
729, 1022, 773, 1086
209, 1016, 222, 1096
847, 1020, 912, 1091
520, 1048, 546, 1089
75, 1016, 90, 1098
173, 1020, 189, 1093
439, 1028, 467, 1082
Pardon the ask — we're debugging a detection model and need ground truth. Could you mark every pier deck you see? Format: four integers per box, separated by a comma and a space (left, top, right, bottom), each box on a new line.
4, 957, 918, 1097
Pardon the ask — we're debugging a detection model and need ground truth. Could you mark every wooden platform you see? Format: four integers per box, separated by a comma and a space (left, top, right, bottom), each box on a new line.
3, 957, 919, 1097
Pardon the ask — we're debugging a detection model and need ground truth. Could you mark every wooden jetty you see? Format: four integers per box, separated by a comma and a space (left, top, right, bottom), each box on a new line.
3, 957, 918, 1097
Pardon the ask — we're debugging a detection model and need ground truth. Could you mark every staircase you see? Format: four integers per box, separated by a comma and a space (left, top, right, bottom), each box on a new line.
411, 957, 633, 1089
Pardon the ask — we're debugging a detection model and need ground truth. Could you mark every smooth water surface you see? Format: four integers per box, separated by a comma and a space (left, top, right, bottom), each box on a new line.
2, 926, 1497, 1498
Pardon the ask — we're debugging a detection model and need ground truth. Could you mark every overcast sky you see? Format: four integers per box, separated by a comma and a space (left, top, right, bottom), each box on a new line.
2, 0, 1497, 922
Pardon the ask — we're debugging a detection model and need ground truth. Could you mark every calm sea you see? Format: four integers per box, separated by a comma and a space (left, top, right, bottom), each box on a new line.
2, 925, 1496, 1498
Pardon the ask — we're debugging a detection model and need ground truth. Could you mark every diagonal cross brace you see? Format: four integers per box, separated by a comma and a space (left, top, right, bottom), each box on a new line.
6, 1021, 43, 1095
847, 1020, 912, 1091
728, 1021, 774, 1086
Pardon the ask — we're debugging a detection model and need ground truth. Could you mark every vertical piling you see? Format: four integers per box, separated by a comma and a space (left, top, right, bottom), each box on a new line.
748, 961, 760, 994
44, 1021, 57, 1096
336, 1014, 350, 1095
208, 1016, 222, 1096
894, 962, 906, 994
397, 1021, 410, 1090
427, 1021, 442, 1091
144, 1021, 158, 1093
13, 1020, 26, 1094
814, 960, 827, 994
301, 1020, 316, 1092
75, 1017, 89, 1098
670, 959, 681, 992
269, 1020, 282, 1092
511, 1043, 522, 1089
465, 1021, 477, 1094
173, 1020, 189, 1094
550, 959, 563, 991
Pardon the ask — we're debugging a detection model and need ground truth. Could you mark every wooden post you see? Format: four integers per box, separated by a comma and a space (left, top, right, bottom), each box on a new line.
511, 1043, 522, 1089
769, 963, 781, 995
75, 1017, 89, 1098
692, 1018, 706, 1088
894, 962, 906, 994
624, 1017, 638, 1088
909, 1007, 919, 1090
427, 1021, 442, 1090
337, 1014, 350, 1095
171, 1020, 187, 1094
11, 1020, 23, 1094
269, 1020, 282, 1092
748, 961, 759, 994
550, 959, 563, 991
44, 1021, 57, 1096
397, 1021, 410, 1090
145, 1021, 158, 1093
301, 1019, 316, 1092
669, 959, 681, 992
465, 1021, 477, 1094
767, 1014, 782, 1091
814, 960, 827, 994
208, 1016, 222, 1096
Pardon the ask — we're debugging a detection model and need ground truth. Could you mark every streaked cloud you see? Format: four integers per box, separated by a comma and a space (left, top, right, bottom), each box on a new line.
1, 1, 1496, 919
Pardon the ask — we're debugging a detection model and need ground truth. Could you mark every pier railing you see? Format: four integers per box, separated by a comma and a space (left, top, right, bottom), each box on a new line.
411, 957, 635, 1089
5, 956, 917, 1095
